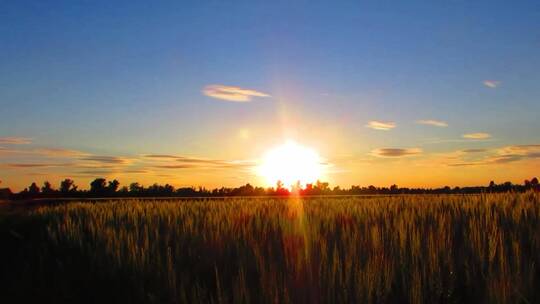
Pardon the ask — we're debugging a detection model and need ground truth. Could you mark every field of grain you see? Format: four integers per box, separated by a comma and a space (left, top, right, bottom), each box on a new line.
1, 193, 539, 303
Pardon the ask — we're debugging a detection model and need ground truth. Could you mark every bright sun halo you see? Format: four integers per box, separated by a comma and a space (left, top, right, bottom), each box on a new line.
257, 141, 324, 188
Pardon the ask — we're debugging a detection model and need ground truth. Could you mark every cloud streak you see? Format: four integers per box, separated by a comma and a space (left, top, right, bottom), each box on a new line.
0, 137, 32, 144
203, 85, 270, 102
366, 121, 396, 131
446, 144, 540, 167
80, 156, 131, 164
0, 147, 87, 157
2, 162, 74, 168
483, 80, 501, 88
462, 133, 491, 140
154, 164, 195, 169
144, 154, 255, 170
416, 119, 448, 127
371, 148, 422, 158
35, 148, 88, 157
462, 149, 488, 153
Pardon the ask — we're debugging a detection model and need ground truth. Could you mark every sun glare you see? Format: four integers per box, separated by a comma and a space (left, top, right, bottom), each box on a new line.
257, 141, 324, 188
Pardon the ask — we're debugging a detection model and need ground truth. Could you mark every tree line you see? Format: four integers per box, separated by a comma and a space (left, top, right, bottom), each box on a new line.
1, 177, 539, 200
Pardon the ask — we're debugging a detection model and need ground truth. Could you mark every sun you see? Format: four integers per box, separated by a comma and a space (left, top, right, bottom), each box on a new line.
257, 141, 324, 188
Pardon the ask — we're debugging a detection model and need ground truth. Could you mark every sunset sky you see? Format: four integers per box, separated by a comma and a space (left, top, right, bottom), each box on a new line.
1, 1, 540, 191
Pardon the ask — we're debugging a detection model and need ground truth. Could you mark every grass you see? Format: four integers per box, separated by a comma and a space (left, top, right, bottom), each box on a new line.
1, 192, 539, 303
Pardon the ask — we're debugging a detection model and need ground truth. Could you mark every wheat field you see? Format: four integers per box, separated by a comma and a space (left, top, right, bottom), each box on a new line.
2, 193, 539, 303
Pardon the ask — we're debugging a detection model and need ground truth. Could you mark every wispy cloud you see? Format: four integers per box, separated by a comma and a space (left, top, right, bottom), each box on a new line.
154, 164, 195, 169
483, 80, 501, 88
123, 170, 149, 174
366, 121, 396, 131
73, 169, 149, 177
2, 162, 74, 168
76, 170, 115, 176
498, 144, 540, 155
145, 154, 255, 171
447, 162, 484, 167
35, 148, 87, 157
26, 172, 48, 176
416, 119, 448, 127
446, 144, 540, 167
145, 154, 254, 168
145, 154, 224, 164
462, 148, 488, 153
462, 132, 491, 140
0, 147, 87, 158
203, 85, 270, 102
371, 148, 422, 157
80, 156, 131, 164
423, 137, 496, 145
144, 154, 182, 159
488, 155, 528, 164
0, 137, 32, 144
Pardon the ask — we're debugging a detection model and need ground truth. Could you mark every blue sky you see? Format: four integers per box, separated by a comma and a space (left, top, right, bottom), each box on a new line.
1, 1, 539, 190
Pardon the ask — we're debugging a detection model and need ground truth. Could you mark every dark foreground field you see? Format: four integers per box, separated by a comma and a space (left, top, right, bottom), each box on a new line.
1, 193, 539, 303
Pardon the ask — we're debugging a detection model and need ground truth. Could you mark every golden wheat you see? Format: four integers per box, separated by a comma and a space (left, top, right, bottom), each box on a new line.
32, 192, 540, 303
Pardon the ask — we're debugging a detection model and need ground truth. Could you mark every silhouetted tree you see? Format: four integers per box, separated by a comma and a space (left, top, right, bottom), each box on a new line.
503, 181, 513, 192
41, 181, 54, 194
0, 183, 12, 199
108, 179, 120, 194
118, 186, 129, 195
163, 184, 175, 195
129, 182, 143, 194
275, 180, 289, 196
90, 178, 107, 194
8, 175, 540, 199
316, 180, 330, 193
177, 187, 198, 196
60, 179, 77, 194
28, 182, 40, 196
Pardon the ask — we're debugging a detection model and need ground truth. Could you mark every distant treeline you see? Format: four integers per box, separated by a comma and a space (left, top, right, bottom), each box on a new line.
1, 177, 539, 200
